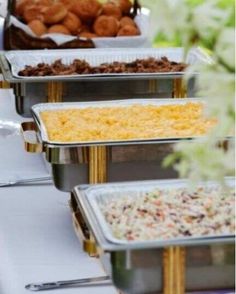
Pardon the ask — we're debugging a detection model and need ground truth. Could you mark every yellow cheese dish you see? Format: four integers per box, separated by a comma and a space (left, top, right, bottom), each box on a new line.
40, 102, 217, 142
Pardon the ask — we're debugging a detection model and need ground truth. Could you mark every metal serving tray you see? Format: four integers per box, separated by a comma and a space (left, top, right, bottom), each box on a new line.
80, 178, 235, 246
4, 47, 211, 80
31, 98, 205, 145
0, 47, 211, 117
21, 98, 224, 192
74, 178, 235, 250
71, 178, 235, 294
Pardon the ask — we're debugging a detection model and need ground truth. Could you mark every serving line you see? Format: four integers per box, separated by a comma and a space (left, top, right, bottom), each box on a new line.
0, 47, 212, 117
0, 88, 117, 294
0, 90, 233, 294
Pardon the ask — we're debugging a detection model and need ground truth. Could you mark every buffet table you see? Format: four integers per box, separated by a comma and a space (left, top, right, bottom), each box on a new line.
0, 89, 116, 294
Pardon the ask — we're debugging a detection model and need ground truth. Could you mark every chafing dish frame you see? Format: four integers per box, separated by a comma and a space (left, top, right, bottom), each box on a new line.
21, 98, 231, 192
31, 98, 204, 146
71, 178, 235, 294
0, 47, 212, 117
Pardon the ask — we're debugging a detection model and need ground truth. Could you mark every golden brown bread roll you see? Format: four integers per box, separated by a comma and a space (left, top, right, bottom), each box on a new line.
118, 0, 132, 14
93, 15, 119, 37
117, 24, 140, 36
59, 0, 76, 10
15, 0, 33, 16
70, 0, 101, 23
28, 19, 47, 36
44, 3, 68, 24
79, 31, 97, 39
101, 2, 122, 20
120, 16, 136, 27
79, 24, 91, 33
48, 24, 71, 35
62, 12, 82, 34
23, 5, 45, 23
35, 0, 53, 6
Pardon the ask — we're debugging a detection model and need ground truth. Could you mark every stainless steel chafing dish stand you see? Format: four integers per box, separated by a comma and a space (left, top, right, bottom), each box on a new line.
21, 98, 212, 192
71, 178, 235, 294
0, 47, 212, 117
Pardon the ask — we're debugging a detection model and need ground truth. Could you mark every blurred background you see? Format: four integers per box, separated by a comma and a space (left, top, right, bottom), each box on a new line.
140, 0, 232, 47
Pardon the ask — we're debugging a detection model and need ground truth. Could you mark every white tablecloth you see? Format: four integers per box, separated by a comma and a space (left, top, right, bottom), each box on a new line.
0, 89, 116, 294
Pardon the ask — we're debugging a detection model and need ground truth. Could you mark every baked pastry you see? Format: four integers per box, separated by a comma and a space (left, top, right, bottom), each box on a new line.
28, 19, 47, 36
101, 2, 122, 20
120, 16, 136, 27
35, 0, 54, 6
93, 15, 119, 37
118, 0, 132, 14
79, 24, 91, 33
23, 5, 45, 23
62, 12, 82, 34
79, 31, 97, 38
59, 0, 76, 10
48, 24, 70, 35
15, 0, 140, 41
15, 0, 33, 16
44, 3, 68, 24
117, 24, 140, 36
71, 0, 101, 23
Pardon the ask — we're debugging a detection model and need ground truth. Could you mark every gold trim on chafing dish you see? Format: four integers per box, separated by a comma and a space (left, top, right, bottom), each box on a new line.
0, 80, 10, 89
89, 146, 107, 184
173, 78, 187, 98
163, 246, 186, 294
47, 81, 63, 103
21, 121, 44, 153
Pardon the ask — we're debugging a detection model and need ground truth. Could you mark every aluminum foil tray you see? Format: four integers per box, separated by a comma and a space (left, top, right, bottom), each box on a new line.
74, 178, 235, 250
72, 179, 235, 293
31, 98, 205, 146
4, 47, 211, 81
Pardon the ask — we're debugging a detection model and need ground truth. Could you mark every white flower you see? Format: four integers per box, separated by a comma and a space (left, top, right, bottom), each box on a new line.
151, 0, 177, 38
192, 0, 230, 41
215, 28, 235, 70
153, 0, 235, 183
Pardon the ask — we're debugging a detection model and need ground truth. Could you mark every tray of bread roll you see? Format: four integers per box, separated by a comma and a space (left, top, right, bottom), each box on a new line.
4, 0, 149, 49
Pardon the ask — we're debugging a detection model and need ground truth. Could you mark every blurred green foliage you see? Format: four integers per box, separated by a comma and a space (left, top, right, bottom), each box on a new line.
139, 0, 235, 47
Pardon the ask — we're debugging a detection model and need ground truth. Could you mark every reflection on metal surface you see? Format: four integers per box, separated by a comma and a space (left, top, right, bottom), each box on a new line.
0, 80, 10, 88
72, 208, 97, 257
89, 146, 107, 185
173, 78, 187, 98
86, 146, 107, 256
21, 121, 43, 153
148, 80, 158, 93
47, 81, 63, 103
163, 247, 185, 294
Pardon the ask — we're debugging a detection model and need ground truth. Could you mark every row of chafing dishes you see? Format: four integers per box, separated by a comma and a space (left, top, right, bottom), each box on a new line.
1, 47, 234, 294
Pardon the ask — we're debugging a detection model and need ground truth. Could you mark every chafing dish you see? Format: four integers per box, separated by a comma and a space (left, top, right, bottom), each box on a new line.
71, 178, 235, 294
0, 47, 211, 117
21, 98, 211, 192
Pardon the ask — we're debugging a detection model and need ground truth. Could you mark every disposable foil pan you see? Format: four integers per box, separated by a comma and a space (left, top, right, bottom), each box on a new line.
4, 47, 211, 80
74, 178, 235, 249
23, 98, 230, 192
0, 47, 211, 117
72, 178, 235, 294
31, 98, 205, 146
